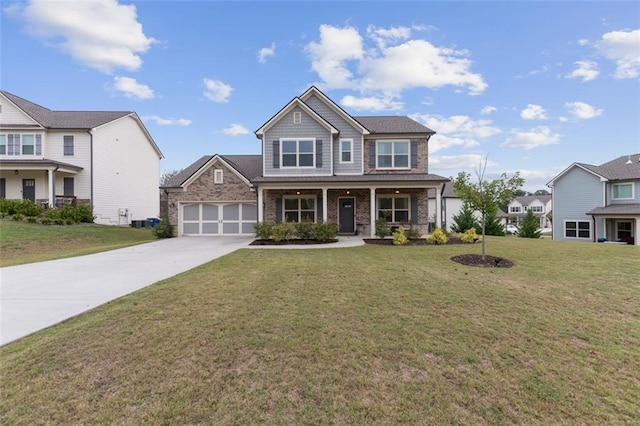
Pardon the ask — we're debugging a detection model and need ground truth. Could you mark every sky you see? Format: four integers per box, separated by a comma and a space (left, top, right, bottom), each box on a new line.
2, 0, 639, 192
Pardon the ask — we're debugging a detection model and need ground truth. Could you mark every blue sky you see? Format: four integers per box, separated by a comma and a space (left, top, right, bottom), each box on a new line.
2, 0, 639, 191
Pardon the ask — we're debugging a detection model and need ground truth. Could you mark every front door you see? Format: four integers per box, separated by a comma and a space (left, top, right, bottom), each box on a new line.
22, 179, 35, 202
338, 197, 355, 234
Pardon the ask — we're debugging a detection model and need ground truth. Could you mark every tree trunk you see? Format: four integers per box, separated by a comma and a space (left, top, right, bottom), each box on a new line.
481, 214, 486, 260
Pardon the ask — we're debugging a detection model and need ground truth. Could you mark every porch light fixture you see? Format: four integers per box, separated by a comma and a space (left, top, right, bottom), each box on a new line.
395, 190, 400, 194
14, 170, 19, 175
296, 191, 300, 195
346, 190, 350, 195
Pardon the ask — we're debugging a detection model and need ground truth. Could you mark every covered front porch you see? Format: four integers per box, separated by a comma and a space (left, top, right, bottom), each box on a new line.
254, 177, 446, 238
590, 204, 640, 245
0, 159, 83, 208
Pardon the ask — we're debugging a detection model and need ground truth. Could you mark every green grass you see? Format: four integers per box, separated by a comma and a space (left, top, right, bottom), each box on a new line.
0, 219, 156, 267
1, 238, 639, 424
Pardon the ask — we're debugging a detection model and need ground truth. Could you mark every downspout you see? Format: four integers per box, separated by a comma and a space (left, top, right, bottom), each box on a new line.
87, 129, 94, 213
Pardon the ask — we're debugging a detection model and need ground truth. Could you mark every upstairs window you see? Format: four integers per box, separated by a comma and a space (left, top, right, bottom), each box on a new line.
340, 139, 352, 163
63, 135, 74, 156
2, 134, 41, 156
510, 206, 521, 213
282, 139, 314, 168
613, 183, 634, 200
21, 135, 35, 155
531, 205, 543, 213
376, 141, 409, 169
0, 135, 5, 155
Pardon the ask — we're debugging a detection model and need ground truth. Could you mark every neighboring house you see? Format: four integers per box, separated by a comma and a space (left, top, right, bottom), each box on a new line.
547, 153, 640, 245
428, 181, 462, 232
0, 90, 163, 225
163, 86, 447, 237
505, 194, 552, 228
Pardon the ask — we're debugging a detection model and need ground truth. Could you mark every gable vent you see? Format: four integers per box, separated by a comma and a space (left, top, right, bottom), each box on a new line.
294, 111, 301, 124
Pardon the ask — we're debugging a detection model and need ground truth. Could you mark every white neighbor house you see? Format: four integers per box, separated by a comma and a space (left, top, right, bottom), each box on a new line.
0, 90, 163, 225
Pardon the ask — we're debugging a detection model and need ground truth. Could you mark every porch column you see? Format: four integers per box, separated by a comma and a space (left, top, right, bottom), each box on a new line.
47, 169, 55, 208
322, 187, 328, 222
370, 187, 376, 238
435, 186, 442, 229
257, 188, 264, 223
636, 218, 640, 246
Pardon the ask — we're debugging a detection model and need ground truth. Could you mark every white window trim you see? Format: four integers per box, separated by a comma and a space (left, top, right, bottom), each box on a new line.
375, 140, 410, 170
293, 111, 301, 124
283, 195, 317, 223
1, 133, 41, 156
377, 195, 410, 223
340, 138, 353, 164
531, 205, 543, 213
612, 182, 634, 200
563, 220, 591, 240
280, 138, 316, 169
510, 206, 521, 213
214, 169, 223, 184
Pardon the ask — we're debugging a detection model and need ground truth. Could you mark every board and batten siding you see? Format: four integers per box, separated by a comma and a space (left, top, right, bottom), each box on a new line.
44, 130, 92, 200
303, 94, 363, 175
552, 167, 603, 241
263, 106, 332, 176
91, 116, 161, 224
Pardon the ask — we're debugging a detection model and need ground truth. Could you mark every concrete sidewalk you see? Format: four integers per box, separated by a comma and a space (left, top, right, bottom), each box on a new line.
0, 236, 253, 346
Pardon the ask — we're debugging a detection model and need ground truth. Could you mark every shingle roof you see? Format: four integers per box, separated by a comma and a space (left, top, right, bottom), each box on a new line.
354, 116, 435, 134
588, 204, 640, 215
577, 153, 640, 181
163, 154, 263, 188
1, 90, 132, 129
513, 194, 551, 205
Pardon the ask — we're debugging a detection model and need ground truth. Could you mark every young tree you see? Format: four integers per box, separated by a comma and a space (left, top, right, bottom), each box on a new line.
483, 208, 506, 236
452, 158, 524, 259
450, 201, 480, 233
519, 209, 542, 238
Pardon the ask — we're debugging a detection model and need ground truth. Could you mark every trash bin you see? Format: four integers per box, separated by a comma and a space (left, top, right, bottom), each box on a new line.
147, 217, 160, 227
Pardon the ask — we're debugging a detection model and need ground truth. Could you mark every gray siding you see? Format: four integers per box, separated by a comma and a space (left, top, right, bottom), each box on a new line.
552, 167, 603, 241
263, 106, 332, 176
606, 180, 640, 204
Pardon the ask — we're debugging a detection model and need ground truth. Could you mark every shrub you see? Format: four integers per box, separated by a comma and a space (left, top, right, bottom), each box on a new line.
0, 199, 42, 217
314, 221, 338, 243
272, 223, 295, 243
152, 219, 173, 238
375, 218, 391, 239
27, 216, 38, 223
12, 213, 25, 221
427, 228, 449, 245
393, 226, 408, 245
41, 218, 52, 225
450, 201, 480, 234
460, 228, 480, 244
44, 204, 95, 224
254, 222, 274, 240
519, 209, 542, 239
405, 224, 422, 240
295, 220, 316, 240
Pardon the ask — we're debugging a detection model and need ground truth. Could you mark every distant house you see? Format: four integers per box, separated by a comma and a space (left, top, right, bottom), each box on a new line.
505, 194, 552, 229
428, 181, 463, 232
163, 86, 447, 237
547, 153, 640, 245
0, 90, 163, 225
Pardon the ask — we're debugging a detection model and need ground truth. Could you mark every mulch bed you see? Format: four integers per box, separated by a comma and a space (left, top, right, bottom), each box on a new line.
451, 254, 514, 268
249, 239, 338, 246
363, 237, 466, 245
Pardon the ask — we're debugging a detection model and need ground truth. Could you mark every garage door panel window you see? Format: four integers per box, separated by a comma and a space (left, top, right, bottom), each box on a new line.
184, 204, 200, 221
203, 223, 218, 234
182, 203, 257, 235
203, 204, 218, 220
223, 204, 239, 220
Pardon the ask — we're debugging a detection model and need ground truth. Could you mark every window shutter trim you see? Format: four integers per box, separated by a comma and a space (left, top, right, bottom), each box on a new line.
411, 195, 418, 224
36, 134, 42, 156
411, 141, 418, 168
316, 139, 322, 168
275, 198, 283, 224
369, 141, 376, 168
272, 140, 280, 169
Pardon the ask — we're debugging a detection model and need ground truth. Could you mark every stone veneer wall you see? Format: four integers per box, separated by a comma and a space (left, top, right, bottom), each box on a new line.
166, 160, 255, 228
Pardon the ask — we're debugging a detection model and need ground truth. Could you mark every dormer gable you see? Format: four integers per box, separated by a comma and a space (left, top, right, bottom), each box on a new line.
299, 86, 370, 135
255, 97, 339, 138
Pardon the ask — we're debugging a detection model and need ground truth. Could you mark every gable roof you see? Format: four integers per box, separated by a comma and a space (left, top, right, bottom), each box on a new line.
254, 96, 339, 137
1, 90, 132, 129
548, 153, 640, 186
163, 154, 262, 188
511, 194, 552, 205
299, 86, 370, 135
355, 116, 435, 135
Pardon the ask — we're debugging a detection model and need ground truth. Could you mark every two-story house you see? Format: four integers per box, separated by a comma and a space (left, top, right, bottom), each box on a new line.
0, 90, 163, 225
547, 153, 640, 245
163, 86, 447, 237
505, 194, 552, 229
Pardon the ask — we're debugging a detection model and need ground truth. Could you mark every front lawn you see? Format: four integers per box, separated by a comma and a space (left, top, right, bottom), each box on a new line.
0, 219, 156, 267
1, 238, 638, 424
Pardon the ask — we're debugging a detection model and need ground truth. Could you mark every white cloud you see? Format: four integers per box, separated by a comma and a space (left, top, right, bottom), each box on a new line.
412, 114, 501, 153
203, 79, 232, 102
481, 106, 497, 115
142, 115, 191, 126
112, 76, 154, 100
305, 24, 487, 102
258, 43, 275, 63
18, 0, 155, 73
500, 126, 561, 150
596, 29, 640, 79
566, 60, 599, 82
429, 154, 497, 170
520, 104, 548, 120
564, 101, 603, 119
222, 124, 249, 136
341, 94, 403, 111
577, 38, 590, 46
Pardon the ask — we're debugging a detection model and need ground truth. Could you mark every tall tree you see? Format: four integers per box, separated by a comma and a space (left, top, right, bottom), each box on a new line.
534, 189, 550, 195
450, 201, 480, 233
453, 158, 524, 259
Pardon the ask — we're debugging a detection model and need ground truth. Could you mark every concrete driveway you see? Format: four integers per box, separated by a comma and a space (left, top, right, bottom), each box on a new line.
0, 236, 253, 346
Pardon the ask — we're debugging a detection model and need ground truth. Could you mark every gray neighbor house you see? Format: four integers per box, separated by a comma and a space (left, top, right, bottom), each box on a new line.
547, 153, 640, 245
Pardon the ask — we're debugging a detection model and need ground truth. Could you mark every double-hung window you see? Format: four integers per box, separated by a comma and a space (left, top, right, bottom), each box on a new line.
564, 220, 591, 239
612, 183, 634, 200
340, 139, 352, 163
376, 140, 409, 169
531, 205, 543, 213
0, 135, 6, 155
284, 196, 315, 222
510, 206, 521, 213
63, 136, 74, 156
2, 134, 41, 156
378, 196, 409, 223
282, 139, 314, 167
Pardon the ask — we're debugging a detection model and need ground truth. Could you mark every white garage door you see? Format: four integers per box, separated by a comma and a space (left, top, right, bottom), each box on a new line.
182, 203, 257, 235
